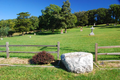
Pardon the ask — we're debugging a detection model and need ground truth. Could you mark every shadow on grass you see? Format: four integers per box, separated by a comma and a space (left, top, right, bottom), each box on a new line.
53, 60, 68, 71
29, 31, 60, 35
51, 60, 67, 71
39, 47, 79, 53
60, 47, 79, 52
0, 55, 6, 58
40, 46, 48, 50
36, 32, 59, 35
107, 26, 120, 28
28, 59, 68, 71
93, 25, 120, 29
94, 25, 106, 27
97, 56, 120, 60
89, 52, 95, 55
12, 31, 60, 37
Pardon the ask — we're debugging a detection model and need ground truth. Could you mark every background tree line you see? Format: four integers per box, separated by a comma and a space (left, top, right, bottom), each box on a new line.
0, 0, 120, 37
74, 4, 120, 26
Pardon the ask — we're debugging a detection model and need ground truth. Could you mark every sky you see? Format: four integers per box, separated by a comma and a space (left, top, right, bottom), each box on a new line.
0, 0, 119, 20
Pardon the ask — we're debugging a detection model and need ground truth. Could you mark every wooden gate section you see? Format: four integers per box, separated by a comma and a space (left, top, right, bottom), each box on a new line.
95, 43, 120, 62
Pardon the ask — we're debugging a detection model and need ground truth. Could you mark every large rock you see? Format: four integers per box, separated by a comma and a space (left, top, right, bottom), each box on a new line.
61, 52, 93, 73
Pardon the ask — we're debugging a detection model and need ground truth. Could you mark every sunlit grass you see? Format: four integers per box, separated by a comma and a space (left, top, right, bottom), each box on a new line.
0, 24, 120, 79
0, 24, 120, 60
0, 66, 120, 80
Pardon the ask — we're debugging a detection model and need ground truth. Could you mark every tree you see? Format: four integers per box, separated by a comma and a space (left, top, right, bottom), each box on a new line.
96, 8, 112, 24
30, 16, 39, 31
38, 16, 47, 30
87, 9, 97, 25
17, 12, 30, 19
0, 20, 9, 28
74, 11, 88, 26
109, 4, 120, 23
7, 19, 15, 30
39, 4, 62, 32
15, 12, 32, 35
61, 0, 77, 33
0, 27, 9, 37
0, 19, 16, 37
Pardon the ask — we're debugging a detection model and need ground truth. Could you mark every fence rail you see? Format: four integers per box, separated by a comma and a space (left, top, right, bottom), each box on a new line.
95, 43, 120, 62
0, 45, 6, 47
98, 46, 120, 49
0, 51, 6, 52
0, 42, 60, 59
9, 45, 58, 47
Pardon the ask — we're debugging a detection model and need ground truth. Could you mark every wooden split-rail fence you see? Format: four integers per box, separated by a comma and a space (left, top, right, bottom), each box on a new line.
95, 43, 120, 62
0, 42, 60, 60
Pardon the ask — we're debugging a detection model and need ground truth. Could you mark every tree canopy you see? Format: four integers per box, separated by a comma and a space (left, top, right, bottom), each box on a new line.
39, 4, 62, 32
109, 4, 120, 23
15, 12, 32, 35
74, 11, 88, 26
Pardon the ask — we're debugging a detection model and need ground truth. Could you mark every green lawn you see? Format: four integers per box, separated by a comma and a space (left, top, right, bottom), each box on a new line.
0, 66, 120, 80
0, 24, 120, 80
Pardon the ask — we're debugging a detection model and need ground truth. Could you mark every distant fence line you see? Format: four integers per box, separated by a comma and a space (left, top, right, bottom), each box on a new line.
0, 42, 60, 60
95, 43, 120, 62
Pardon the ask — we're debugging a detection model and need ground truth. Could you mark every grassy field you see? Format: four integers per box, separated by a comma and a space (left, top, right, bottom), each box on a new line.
0, 66, 120, 80
0, 24, 120, 80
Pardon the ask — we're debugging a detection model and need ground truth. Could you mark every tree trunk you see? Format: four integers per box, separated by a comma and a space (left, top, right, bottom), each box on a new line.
65, 28, 67, 33
52, 29, 54, 33
119, 18, 120, 24
22, 32, 24, 36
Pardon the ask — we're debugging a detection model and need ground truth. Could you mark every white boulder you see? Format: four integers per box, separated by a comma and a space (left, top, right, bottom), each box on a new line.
61, 52, 93, 73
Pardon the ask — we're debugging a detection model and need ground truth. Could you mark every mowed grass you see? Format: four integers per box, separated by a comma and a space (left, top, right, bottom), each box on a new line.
0, 24, 120, 60
0, 24, 120, 80
0, 66, 120, 80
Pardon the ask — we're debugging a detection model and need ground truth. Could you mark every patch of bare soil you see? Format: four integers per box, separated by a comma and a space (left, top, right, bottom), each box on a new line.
98, 61, 120, 68
0, 58, 30, 65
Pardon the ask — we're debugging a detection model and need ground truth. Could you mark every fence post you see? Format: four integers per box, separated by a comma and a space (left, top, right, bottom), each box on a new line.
95, 43, 98, 62
6, 42, 9, 58
57, 42, 60, 60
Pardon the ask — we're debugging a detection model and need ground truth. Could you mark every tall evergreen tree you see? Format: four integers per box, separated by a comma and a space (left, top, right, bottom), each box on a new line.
61, 0, 77, 33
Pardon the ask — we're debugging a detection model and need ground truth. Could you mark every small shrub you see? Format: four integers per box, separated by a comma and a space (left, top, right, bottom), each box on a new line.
32, 51, 55, 64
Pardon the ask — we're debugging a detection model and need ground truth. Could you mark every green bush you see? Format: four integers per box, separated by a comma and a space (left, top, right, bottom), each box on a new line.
32, 51, 55, 64
0, 27, 9, 37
